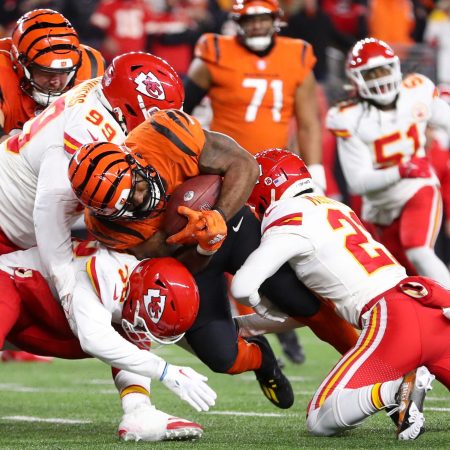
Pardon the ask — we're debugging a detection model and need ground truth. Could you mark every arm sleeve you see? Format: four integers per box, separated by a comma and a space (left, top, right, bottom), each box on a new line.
337, 136, 401, 195
231, 232, 310, 302
34, 148, 82, 299
70, 270, 167, 380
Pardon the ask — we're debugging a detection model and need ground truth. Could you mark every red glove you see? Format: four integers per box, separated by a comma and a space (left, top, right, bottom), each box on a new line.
398, 156, 431, 179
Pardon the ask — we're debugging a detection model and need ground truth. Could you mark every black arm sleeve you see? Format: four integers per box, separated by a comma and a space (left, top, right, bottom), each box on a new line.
183, 76, 209, 114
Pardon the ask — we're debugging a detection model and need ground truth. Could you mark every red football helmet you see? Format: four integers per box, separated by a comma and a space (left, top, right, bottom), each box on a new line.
346, 38, 402, 105
11, 9, 81, 106
99, 52, 185, 134
230, 0, 283, 52
248, 148, 313, 215
68, 142, 166, 220
121, 257, 200, 348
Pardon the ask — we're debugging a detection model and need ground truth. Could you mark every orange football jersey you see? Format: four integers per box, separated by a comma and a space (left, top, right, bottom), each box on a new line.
85, 109, 206, 250
194, 34, 316, 154
0, 38, 104, 134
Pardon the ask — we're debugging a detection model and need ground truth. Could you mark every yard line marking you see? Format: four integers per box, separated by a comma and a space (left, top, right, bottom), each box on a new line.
1, 416, 91, 424
425, 407, 450, 412
207, 411, 295, 417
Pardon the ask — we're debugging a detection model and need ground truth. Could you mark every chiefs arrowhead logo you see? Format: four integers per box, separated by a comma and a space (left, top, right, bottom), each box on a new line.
134, 72, 166, 100
143, 288, 166, 323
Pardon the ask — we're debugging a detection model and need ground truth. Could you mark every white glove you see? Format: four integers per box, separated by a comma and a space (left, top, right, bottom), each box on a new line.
252, 295, 289, 323
159, 363, 217, 412
308, 163, 326, 195
443, 307, 450, 320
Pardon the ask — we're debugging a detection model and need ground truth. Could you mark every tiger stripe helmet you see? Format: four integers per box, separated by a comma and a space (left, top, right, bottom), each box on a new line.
68, 142, 166, 220
11, 9, 81, 105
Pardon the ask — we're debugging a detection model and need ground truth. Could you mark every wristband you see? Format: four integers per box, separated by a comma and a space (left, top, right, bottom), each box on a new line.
213, 207, 227, 221
196, 244, 217, 256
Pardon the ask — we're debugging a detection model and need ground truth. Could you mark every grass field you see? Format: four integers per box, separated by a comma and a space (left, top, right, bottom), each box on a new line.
0, 329, 449, 450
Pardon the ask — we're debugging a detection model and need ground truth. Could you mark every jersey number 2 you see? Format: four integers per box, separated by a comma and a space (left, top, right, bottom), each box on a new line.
327, 208, 397, 274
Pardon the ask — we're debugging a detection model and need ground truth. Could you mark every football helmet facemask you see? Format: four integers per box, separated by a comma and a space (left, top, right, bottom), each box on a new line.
346, 38, 402, 106
98, 52, 185, 135
68, 142, 166, 220
230, 0, 283, 52
11, 9, 81, 106
121, 257, 200, 348
248, 148, 313, 215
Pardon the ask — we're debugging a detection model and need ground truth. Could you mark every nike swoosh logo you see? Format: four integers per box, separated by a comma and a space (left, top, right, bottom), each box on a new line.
232, 217, 244, 232
87, 129, 100, 141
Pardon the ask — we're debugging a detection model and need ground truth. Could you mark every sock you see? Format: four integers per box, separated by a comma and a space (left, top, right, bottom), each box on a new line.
112, 368, 151, 414
226, 336, 262, 374
406, 246, 450, 288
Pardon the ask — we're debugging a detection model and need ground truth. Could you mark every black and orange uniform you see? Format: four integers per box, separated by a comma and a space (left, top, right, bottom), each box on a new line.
83, 109, 358, 381
0, 38, 104, 134
193, 34, 316, 154
85, 109, 205, 249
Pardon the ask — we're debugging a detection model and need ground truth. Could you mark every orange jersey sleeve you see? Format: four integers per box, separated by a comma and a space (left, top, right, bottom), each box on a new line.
85, 109, 206, 250
194, 34, 316, 154
75, 45, 105, 84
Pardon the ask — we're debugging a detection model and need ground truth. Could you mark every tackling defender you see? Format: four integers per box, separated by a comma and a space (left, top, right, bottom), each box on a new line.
231, 149, 450, 440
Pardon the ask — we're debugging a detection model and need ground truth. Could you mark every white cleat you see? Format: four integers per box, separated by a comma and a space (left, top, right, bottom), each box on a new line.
396, 366, 435, 441
118, 405, 203, 442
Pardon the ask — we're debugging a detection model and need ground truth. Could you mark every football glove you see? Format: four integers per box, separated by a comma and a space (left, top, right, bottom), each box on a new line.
159, 363, 217, 412
166, 207, 206, 245
398, 156, 431, 179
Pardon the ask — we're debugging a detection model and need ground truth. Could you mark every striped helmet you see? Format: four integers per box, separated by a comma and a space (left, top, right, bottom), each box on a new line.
11, 9, 81, 106
68, 142, 166, 220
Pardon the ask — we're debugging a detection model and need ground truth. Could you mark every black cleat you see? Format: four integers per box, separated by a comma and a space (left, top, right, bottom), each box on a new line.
276, 331, 306, 364
247, 335, 294, 409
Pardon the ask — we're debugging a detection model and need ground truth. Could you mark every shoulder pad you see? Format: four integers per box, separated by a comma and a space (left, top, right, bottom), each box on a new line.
194, 33, 222, 64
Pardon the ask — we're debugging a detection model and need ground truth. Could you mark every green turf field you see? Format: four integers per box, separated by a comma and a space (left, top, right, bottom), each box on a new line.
0, 329, 448, 449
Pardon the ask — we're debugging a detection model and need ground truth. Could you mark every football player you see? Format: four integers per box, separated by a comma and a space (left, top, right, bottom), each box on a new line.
0, 244, 216, 441
0, 9, 105, 141
68, 115, 358, 409
0, 52, 185, 400
327, 38, 450, 288
231, 149, 450, 441
183, 0, 326, 192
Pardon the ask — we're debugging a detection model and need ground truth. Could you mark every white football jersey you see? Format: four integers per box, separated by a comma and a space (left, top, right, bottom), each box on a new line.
232, 195, 407, 327
0, 78, 126, 297
327, 74, 450, 224
0, 245, 167, 379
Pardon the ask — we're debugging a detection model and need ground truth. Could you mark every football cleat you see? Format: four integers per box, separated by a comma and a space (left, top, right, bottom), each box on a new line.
396, 366, 435, 440
247, 335, 294, 409
276, 331, 306, 365
118, 405, 203, 442
1, 350, 53, 363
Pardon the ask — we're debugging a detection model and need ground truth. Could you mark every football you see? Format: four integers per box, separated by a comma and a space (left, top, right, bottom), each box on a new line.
164, 174, 222, 236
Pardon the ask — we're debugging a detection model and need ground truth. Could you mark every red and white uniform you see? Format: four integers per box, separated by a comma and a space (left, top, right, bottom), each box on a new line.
231, 193, 450, 416
0, 78, 125, 297
326, 74, 449, 227
0, 245, 167, 379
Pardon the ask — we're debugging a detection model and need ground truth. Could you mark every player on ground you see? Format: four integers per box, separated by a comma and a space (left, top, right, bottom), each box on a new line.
231, 149, 450, 440
0, 9, 105, 141
0, 244, 216, 441
327, 37, 450, 287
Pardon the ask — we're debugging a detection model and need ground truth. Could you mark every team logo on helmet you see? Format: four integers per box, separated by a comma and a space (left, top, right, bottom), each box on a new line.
134, 72, 166, 100
143, 289, 166, 323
